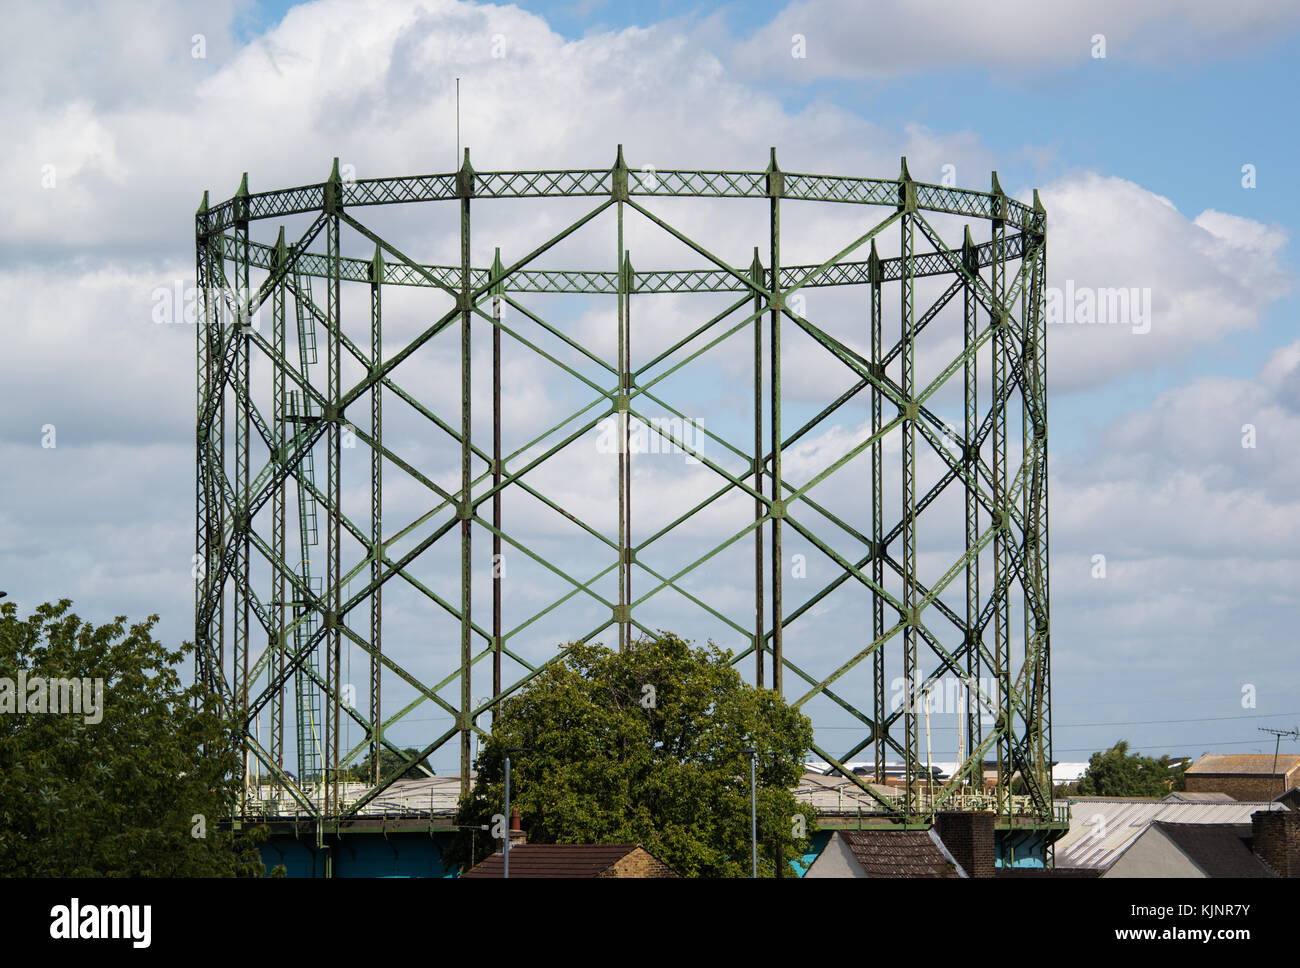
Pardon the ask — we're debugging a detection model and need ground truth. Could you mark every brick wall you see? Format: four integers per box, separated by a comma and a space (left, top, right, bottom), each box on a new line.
603, 847, 680, 878
1186, 772, 1297, 801
934, 811, 995, 878
1251, 810, 1300, 878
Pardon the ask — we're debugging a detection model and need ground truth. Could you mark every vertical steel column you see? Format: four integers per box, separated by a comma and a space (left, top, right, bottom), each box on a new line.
233, 173, 251, 813
623, 251, 633, 647
325, 159, 343, 830
1021, 245, 1033, 799
369, 243, 384, 784
458, 149, 474, 797
766, 149, 783, 694
491, 248, 504, 721
271, 228, 287, 782
615, 148, 628, 652
216, 236, 226, 696
869, 239, 884, 783
961, 226, 981, 778
194, 192, 213, 695
751, 249, 765, 689
898, 160, 918, 818
990, 172, 1010, 818
1027, 199, 1051, 806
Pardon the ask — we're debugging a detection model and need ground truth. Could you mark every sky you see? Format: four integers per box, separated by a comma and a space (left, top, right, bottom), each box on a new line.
1, 0, 1298, 779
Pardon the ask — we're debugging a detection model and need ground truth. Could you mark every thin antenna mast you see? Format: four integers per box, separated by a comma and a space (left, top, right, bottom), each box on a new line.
1259, 726, 1300, 800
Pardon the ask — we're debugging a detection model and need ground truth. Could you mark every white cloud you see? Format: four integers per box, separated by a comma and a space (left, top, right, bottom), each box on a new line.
1038, 172, 1291, 391
2, 0, 1297, 770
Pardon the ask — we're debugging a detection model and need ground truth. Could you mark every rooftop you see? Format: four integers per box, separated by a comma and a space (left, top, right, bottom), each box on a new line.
461, 844, 673, 878
1143, 822, 1276, 878
838, 829, 964, 878
1054, 796, 1286, 870
1185, 754, 1300, 776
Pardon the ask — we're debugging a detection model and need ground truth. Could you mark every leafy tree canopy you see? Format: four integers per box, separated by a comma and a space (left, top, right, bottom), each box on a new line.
450, 632, 815, 877
1076, 740, 1186, 797
340, 745, 435, 783
0, 599, 272, 876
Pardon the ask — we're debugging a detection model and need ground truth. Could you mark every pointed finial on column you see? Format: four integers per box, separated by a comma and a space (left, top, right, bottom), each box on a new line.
612, 144, 629, 200
766, 147, 783, 197
325, 157, 343, 213
457, 148, 475, 198
490, 246, 505, 296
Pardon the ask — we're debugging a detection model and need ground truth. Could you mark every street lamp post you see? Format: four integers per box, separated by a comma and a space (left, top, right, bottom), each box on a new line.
741, 747, 757, 878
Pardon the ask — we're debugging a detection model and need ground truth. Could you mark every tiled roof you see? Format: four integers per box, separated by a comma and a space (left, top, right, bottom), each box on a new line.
1148, 823, 1277, 878
1185, 754, 1300, 776
840, 829, 962, 878
461, 844, 661, 878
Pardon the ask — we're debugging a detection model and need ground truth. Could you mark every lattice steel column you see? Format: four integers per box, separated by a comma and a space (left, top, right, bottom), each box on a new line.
899, 161, 919, 818
990, 172, 1010, 819
869, 239, 885, 785
751, 248, 765, 689
369, 243, 384, 784
271, 228, 287, 781
767, 149, 783, 695
962, 226, 981, 779
458, 149, 474, 798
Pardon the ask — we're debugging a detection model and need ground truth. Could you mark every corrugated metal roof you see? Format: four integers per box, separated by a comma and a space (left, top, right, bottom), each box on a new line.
1185, 753, 1300, 776
248, 776, 464, 818
1054, 797, 1285, 870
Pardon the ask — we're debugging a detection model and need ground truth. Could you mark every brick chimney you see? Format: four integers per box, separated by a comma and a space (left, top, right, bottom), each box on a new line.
1251, 809, 1300, 877
508, 807, 526, 846
934, 811, 995, 878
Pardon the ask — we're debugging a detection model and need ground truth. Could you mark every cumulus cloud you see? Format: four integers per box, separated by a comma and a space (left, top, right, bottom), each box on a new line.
1038, 172, 1291, 392
2, 0, 1296, 770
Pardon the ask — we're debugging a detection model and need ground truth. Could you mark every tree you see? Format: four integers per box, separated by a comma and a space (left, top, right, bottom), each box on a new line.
1076, 740, 1184, 797
449, 632, 815, 877
342, 745, 435, 782
0, 599, 273, 876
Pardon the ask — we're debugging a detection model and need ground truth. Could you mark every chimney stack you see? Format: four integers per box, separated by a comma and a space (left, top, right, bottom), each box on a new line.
1252, 809, 1300, 877
934, 811, 996, 878
509, 807, 526, 846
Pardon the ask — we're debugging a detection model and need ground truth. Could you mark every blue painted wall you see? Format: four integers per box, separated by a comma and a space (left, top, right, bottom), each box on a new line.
261, 832, 459, 878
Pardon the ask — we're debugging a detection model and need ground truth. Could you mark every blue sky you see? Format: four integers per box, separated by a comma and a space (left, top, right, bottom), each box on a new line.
2, 0, 1298, 777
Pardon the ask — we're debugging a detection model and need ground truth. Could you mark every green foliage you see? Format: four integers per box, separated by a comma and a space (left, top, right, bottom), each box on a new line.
1076, 740, 1185, 798
339, 745, 435, 783
449, 632, 815, 878
0, 599, 269, 876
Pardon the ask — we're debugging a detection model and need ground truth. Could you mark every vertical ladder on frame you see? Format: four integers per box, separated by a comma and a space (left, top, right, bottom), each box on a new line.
291, 265, 323, 787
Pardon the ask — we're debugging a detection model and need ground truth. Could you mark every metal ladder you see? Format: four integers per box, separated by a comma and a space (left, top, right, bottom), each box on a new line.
291, 267, 323, 784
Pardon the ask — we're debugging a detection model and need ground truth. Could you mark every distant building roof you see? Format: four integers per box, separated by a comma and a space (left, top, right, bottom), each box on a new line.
1274, 787, 1300, 812
1133, 823, 1276, 878
838, 829, 964, 878
1054, 797, 1287, 871
1185, 754, 1300, 776
461, 844, 678, 878
1162, 791, 1236, 803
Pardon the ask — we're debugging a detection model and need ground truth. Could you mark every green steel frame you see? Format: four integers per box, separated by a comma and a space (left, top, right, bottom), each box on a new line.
194, 148, 1052, 837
